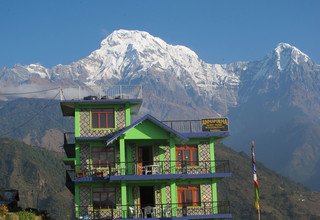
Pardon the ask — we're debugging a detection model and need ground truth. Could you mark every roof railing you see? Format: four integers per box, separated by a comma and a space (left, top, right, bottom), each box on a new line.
162, 120, 202, 133
61, 85, 142, 100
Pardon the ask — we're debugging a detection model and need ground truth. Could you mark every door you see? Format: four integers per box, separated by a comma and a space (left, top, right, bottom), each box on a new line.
138, 146, 153, 174
139, 186, 155, 207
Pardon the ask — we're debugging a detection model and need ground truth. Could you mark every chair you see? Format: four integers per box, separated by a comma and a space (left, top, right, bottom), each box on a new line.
152, 165, 161, 174
128, 206, 135, 218
143, 206, 155, 218
128, 206, 143, 218
144, 166, 152, 175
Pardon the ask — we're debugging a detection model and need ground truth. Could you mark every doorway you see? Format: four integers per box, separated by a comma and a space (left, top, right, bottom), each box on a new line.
139, 186, 155, 208
138, 146, 153, 174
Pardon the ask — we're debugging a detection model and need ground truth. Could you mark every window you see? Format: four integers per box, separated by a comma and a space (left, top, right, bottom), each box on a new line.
176, 145, 198, 166
91, 109, 115, 128
93, 188, 115, 209
177, 185, 200, 207
92, 147, 114, 168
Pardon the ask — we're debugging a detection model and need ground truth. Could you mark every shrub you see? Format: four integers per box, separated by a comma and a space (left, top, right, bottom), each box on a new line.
5, 213, 19, 220
16, 211, 36, 220
0, 205, 9, 217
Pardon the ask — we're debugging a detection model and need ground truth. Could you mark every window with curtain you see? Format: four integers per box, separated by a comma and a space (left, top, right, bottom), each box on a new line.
177, 185, 200, 207
176, 145, 198, 166
91, 108, 115, 128
93, 188, 116, 209
92, 147, 114, 168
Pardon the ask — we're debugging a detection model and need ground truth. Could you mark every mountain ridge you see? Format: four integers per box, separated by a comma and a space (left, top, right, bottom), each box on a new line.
0, 30, 319, 191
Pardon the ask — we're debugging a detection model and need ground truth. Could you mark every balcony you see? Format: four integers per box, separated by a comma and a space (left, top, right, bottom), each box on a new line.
68, 160, 231, 182
77, 201, 231, 219
162, 118, 229, 135
61, 85, 143, 100
63, 132, 75, 158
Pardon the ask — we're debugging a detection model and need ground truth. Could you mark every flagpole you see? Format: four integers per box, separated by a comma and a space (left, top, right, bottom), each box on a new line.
251, 141, 261, 220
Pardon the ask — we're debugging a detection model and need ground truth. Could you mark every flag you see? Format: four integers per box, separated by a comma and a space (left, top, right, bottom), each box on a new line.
251, 142, 260, 210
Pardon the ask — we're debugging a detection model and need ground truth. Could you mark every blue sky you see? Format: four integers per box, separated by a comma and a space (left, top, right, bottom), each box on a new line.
0, 0, 319, 68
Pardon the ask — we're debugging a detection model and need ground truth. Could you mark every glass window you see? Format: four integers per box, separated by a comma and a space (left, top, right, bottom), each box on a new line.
92, 147, 114, 168
91, 108, 115, 128
177, 185, 200, 207
176, 145, 198, 166
93, 188, 115, 209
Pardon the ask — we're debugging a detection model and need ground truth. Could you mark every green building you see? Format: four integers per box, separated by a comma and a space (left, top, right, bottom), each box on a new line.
61, 92, 232, 219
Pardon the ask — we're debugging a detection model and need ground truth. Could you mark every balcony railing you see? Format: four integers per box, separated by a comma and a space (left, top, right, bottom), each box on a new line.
76, 201, 231, 219
162, 120, 202, 133
61, 85, 142, 100
68, 160, 230, 179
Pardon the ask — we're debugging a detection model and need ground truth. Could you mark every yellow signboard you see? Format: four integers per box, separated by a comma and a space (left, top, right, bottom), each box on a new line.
201, 118, 229, 132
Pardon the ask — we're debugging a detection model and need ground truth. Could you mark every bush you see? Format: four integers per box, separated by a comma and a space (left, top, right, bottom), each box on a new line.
5, 213, 19, 220
16, 211, 36, 220
0, 205, 9, 217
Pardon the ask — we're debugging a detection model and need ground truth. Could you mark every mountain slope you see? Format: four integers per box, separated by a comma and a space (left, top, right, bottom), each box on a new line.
0, 138, 72, 219
226, 43, 320, 190
0, 98, 73, 152
216, 143, 320, 219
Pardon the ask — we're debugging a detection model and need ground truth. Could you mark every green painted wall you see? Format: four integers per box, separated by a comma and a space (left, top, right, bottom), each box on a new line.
119, 136, 126, 175
121, 182, 127, 218
212, 179, 218, 214
170, 181, 177, 216
75, 106, 80, 137
170, 138, 176, 174
124, 120, 170, 140
125, 103, 131, 126
209, 138, 216, 172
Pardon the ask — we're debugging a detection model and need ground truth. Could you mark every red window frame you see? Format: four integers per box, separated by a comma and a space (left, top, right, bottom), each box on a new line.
92, 188, 116, 209
91, 108, 115, 128
176, 145, 198, 166
92, 147, 114, 168
177, 185, 200, 207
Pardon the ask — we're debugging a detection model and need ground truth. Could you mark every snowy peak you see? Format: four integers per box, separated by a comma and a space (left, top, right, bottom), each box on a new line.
25, 63, 50, 78
91, 29, 201, 73
272, 43, 311, 70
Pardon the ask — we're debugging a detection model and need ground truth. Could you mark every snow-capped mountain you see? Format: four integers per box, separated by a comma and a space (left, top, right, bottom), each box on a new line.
226, 42, 320, 190
1, 30, 320, 190
0, 30, 240, 116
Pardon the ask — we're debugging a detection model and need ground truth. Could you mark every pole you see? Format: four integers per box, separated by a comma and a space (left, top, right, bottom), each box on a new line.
251, 141, 260, 220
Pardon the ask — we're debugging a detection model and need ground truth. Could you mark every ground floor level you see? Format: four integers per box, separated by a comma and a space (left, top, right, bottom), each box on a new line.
75, 180, 231, 219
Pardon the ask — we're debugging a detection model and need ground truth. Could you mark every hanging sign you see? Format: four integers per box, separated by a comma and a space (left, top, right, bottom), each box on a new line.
201, 118, 229, 132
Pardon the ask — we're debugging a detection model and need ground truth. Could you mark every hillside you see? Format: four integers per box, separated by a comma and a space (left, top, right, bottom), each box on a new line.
216, 142, 320, 219
0, 98, 73, 152
0, 138, 72, 219
1, 137, 320, 219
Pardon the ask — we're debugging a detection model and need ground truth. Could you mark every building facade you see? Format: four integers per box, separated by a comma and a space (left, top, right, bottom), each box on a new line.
61, 96, 232, 219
